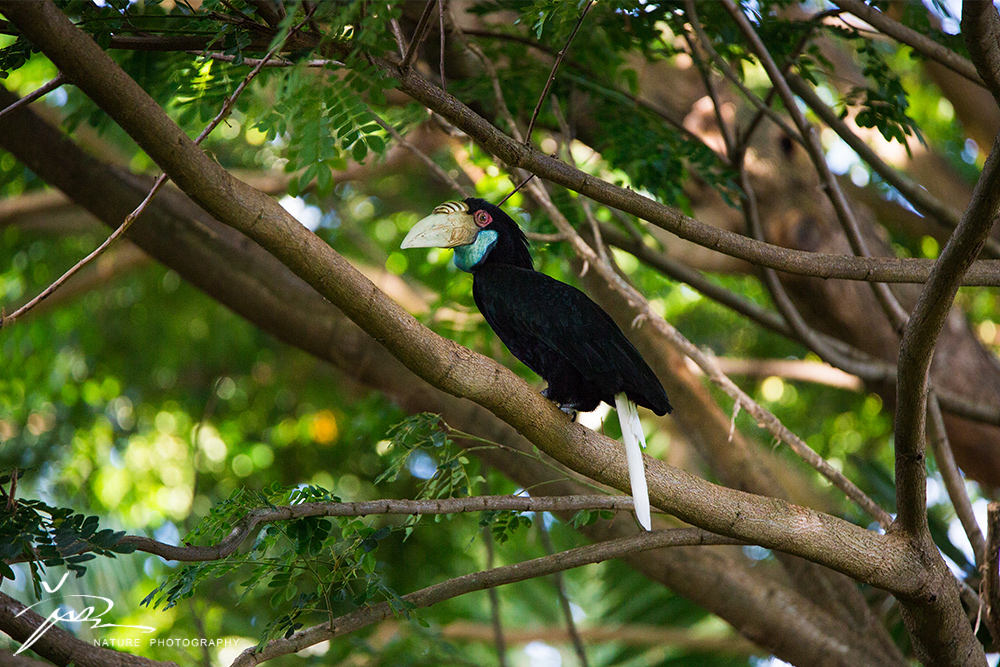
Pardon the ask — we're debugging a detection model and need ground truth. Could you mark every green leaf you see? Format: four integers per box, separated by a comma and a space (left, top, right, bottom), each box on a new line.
351, 140, 368, 163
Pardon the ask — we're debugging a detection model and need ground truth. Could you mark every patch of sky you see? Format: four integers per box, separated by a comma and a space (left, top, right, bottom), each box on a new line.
279, 196, 323, 231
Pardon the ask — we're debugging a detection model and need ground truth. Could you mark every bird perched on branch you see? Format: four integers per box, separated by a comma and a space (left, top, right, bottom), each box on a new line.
402, 198, 671, 530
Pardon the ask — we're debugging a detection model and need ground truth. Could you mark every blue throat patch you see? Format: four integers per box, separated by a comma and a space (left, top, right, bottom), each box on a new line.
453, 230, 498, 272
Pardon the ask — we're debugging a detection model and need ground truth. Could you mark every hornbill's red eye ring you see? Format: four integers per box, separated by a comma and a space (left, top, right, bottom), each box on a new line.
474, 209, 492, 227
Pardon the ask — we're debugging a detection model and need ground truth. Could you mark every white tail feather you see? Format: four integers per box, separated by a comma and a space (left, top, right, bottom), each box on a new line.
614, 393, 651, 531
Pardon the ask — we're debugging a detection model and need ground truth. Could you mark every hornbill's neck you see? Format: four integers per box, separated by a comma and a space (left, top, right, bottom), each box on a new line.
466, 199, 533, 272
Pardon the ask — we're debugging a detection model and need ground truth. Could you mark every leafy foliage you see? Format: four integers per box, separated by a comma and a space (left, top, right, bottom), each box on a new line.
840, 41, 925, 149
0, 470, 136, 595
141, 483, 410, 649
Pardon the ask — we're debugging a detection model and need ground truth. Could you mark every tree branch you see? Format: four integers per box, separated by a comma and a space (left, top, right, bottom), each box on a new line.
787, 74, 970, 240
0, 72, 65, 121
367, 42, 1000, 285
113, 496, 645, 563
523, 0, 593, 143
537, 521, 589, 667
986, 502, 1000, 646
400, 0, 437, 71
832, 0, 981, 85
0, 591, 174, 667
228, 528, 739, 667
0, 83, 909, 667
927, 392, 986, 568
887, 90, 1000, 667
1, 19, 291, 329
721, 0, 910, 332
894, 129, 1000, 538
527, 180, 894, 529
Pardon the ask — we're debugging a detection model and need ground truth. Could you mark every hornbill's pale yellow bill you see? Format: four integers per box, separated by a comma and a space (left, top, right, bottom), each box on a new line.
401, 201, 479, 250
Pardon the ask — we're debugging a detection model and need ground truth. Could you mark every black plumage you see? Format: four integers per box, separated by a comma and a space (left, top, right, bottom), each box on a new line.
459, 199, 671, 416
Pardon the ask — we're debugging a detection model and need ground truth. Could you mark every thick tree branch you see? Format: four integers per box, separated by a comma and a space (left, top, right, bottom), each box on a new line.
963, 0, 1000, 108
986, 503, 1000, 645
375, 48, 1000, 285
527, 181, 893, 529
13, 2, 1000, 286
887, 104, 1000, 667
894, 130, 1000, 538
0, 591, 174, 667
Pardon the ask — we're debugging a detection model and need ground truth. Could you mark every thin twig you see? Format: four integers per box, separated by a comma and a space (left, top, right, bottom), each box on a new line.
0, 173, 167, 328
229, 528, 740, 667
401, 0, 438, 70
681, 30, 734, 158
192, 27, 290, 144
734, 124, 895, 383
4, 496, 642, 566
523, 0, 594, 144
927, 392, 986, 566
368, 47, 1000, 285
447, 5, 523, 143
482, 473, 509, 667
549, 93, 607, 265
187, 51, 343, 68
601, 227, 1000, 428
787, 75, 980, 248
832, 0, 982, 86
682, 0, 802, 147
365, 108, 471, 197
0, 72, 66, 122
683, 23, 881, 383
538, 521, 589, 667
499, 172, 536, 206
389, 17, 409, 59
985, 502, 1000, 644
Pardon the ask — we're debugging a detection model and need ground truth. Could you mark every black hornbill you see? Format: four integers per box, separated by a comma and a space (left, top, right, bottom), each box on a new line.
402, 198, 671, 530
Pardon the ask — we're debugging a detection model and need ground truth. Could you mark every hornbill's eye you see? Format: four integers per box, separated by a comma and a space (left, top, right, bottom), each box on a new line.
474, 209, 492, 227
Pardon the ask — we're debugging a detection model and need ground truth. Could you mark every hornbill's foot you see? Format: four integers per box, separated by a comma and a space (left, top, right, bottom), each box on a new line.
541, 388, 578, 421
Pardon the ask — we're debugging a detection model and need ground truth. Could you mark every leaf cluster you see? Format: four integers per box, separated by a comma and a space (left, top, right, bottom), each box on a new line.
841, 40, 925, 150
263, 63, 395, 197
0, 469, 136, 595
141, 483, 410, 649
